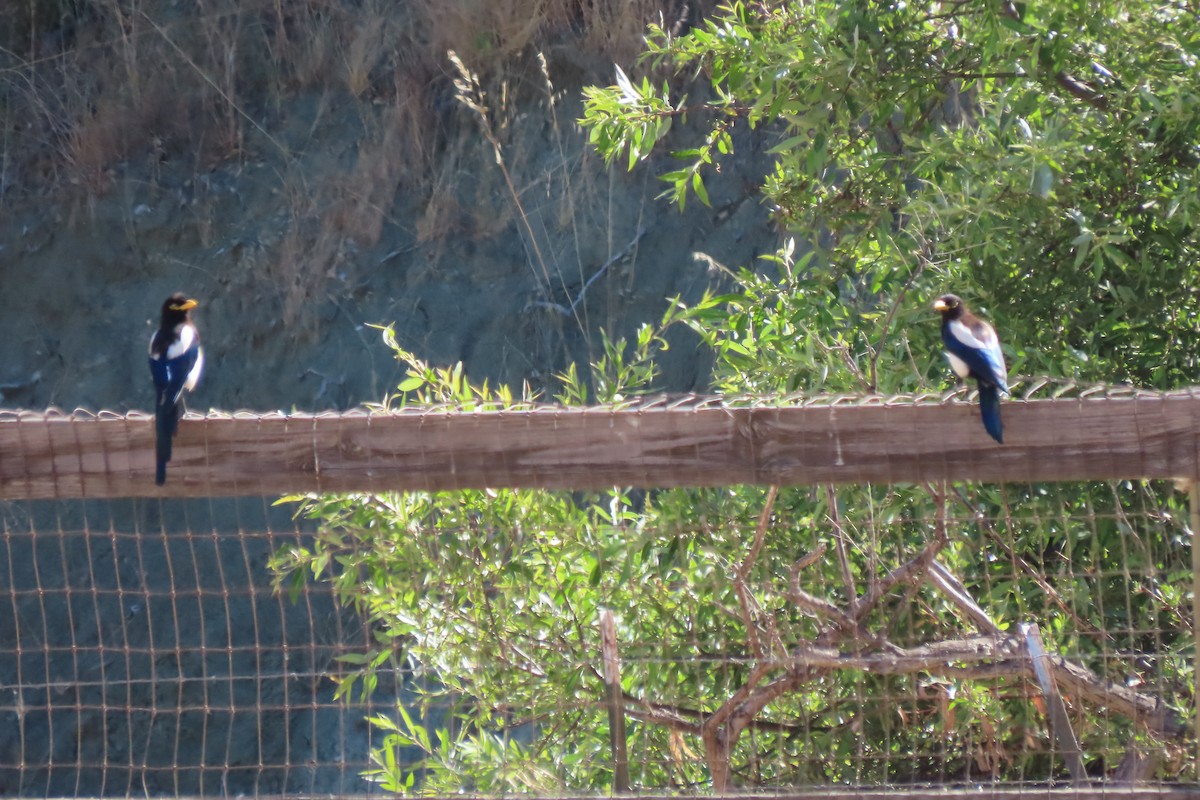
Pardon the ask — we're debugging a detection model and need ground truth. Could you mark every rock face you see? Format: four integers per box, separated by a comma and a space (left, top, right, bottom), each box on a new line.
0, 10, 778, 794
0, 57, 772, 416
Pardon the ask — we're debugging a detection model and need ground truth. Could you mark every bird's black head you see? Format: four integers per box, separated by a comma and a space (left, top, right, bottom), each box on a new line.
160, 293, 199, 327
932, 294, 964, 320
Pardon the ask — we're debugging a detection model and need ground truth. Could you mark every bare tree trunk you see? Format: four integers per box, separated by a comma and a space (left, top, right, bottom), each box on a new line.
703, 727, 732, 792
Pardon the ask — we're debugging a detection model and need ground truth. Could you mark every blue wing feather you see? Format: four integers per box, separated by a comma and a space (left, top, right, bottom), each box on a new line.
943, 319, 1008, 394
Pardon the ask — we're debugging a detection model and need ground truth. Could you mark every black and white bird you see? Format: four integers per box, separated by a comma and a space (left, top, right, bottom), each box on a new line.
933, 293, 1008, 443
148, 293, 204, 485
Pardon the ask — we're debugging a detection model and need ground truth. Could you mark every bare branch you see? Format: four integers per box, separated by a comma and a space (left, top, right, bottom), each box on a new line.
825, 484, 859, 614
790, 541, 827, 574
1055, 70, 1111, 111
738, 485, 778, 582
625, 696, 821, 737
789, 579, 857, 630
701, 661, 781, 791
786, 636, 1187, 739
623, 704, 703, 734
792, 635, 1022, 672
928, 560, 1004, 635
1049, 652, 1188, 738
733, 485, 779, 659
702, 661, 776, 735
852, 523, 948, 623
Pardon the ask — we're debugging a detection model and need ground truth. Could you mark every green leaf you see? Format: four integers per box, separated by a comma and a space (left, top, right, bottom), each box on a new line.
396, 375, 425, 392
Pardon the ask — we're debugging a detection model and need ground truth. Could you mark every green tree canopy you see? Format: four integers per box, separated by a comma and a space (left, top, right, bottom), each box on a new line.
273, 1, 1200, 793
585, 0, 1200, 391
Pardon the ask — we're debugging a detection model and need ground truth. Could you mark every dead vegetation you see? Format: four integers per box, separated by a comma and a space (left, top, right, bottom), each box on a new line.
0, 0, 677, 203
0, 0, 689, 332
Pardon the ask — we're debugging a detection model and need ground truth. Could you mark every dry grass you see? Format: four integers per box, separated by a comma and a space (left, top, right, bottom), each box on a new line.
2, 0, 674, 333
3, 0, 668, 200
411, 0, 573, 67
60, 39, 192, 193
270, 171, 340, 330
416, 164, 464, 245
340, 0, 396, 98
327, 65, 440, 246
580, 0, 672, 65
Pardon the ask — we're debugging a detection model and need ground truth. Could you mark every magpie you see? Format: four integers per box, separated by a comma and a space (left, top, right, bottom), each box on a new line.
149, 293, 204, 485
933, 293, 1008, 444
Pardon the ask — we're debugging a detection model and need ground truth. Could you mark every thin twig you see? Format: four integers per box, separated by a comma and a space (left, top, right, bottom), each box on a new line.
868, 247, 929, 391
733, 486, 779, 659
571, 226, 647, 313
928, 560, 1004, 635
824, 484, 858, 614
528, 226, 649, 317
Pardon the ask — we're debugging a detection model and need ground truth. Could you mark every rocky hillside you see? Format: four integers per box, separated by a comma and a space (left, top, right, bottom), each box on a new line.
0, 0, 778, 414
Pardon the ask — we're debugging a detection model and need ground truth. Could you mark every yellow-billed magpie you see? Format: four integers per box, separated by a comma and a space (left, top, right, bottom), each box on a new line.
934, 293, 1008, 443
149, 293, 204, 485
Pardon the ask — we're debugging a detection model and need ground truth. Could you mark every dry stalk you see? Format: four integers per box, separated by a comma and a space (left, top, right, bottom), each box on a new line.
824, 484, 858, 614
448, 51, 555, 292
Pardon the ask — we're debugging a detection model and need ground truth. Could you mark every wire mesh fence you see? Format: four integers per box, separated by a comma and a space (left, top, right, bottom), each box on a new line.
0, 497, 394, 796
0, 482, 1195, 796
0, 395, 1198, 797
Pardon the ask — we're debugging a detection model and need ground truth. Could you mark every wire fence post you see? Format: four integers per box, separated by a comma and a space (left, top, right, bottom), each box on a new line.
1191, 480, 1200, 781
1021, 622, 1086, 782
600, 608, 630, 794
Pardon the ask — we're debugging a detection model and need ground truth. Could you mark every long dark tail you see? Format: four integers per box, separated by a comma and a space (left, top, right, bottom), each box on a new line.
155, 396, 179, 485
978, 383, 1004, 444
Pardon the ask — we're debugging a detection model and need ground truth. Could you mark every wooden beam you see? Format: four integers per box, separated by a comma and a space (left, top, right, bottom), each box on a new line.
290, 788, 1200, 800
1, 391, 1199, 499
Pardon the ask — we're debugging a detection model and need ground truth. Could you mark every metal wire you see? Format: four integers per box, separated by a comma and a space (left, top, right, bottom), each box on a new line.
0, 473, 1193, 796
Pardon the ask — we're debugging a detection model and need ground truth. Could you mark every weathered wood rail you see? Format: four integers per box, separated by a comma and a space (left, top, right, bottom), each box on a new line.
2, 391, 1199, 499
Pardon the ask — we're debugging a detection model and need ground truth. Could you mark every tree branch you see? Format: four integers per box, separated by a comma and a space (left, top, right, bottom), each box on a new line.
733, 485, 779, 659
623, 703, 703, 734
928, 559, 1004, 635
825, 484, 859, 615
850, 522, 948, 624
1055, 70, 1111, 111
786, 636, 1187, 739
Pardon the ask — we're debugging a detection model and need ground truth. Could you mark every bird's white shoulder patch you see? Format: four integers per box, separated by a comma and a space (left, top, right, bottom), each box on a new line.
948, 320, 989, 351
184, 347, 204, 392
166, 324, 198, 360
